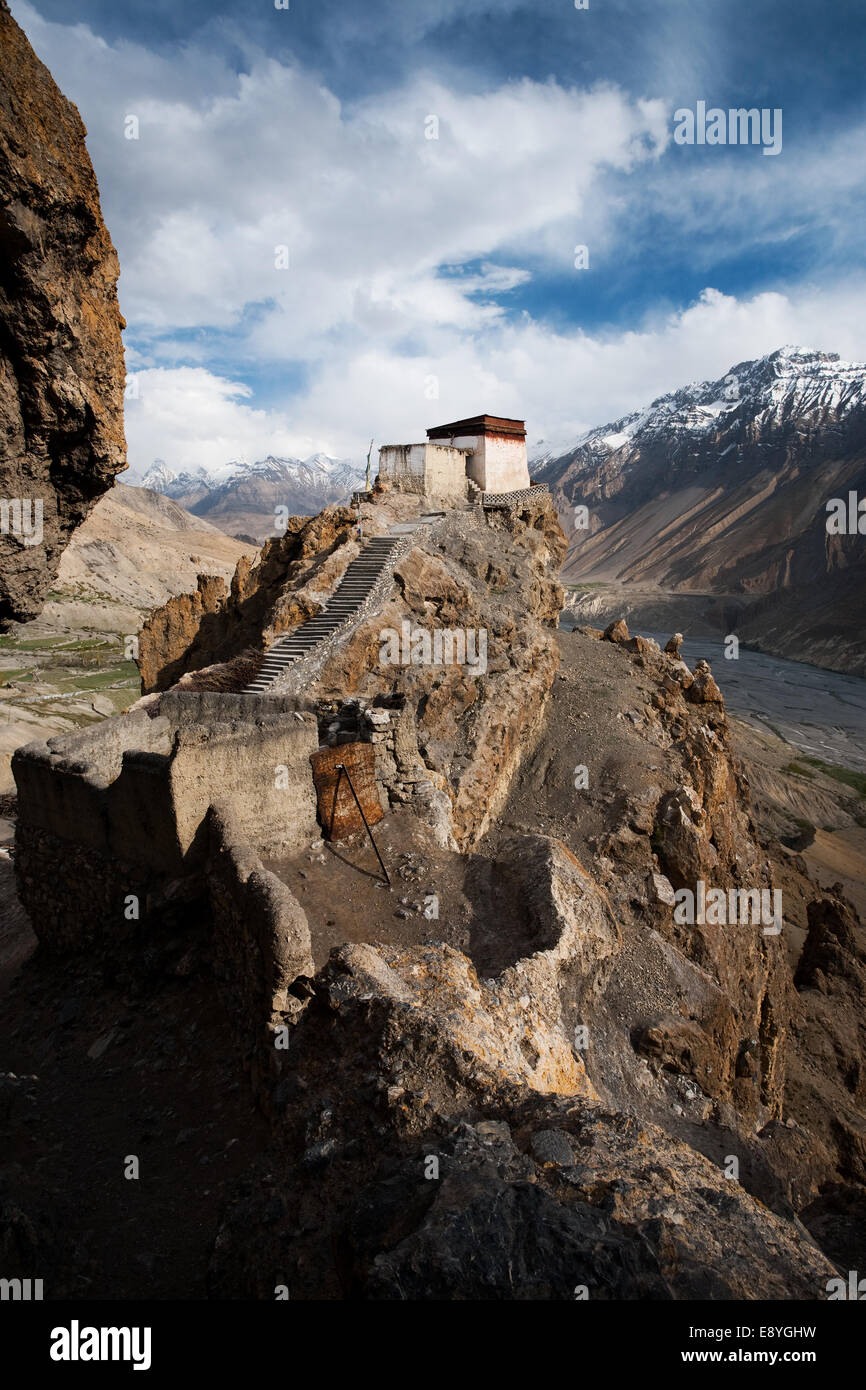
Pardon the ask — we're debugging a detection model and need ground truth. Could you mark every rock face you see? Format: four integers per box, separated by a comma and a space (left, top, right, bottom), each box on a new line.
207, 926, 834, 1301
200, 623, 861, 1300
5, 468, 866, 1297
137, 491, 567, 848
0, 0, 126, 628
56, 483, 255, 611
136, 507, 355, 692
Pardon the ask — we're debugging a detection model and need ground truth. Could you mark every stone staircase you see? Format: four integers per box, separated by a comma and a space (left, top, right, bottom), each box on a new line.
244, 516, 440, 695
466, 477, 483, 508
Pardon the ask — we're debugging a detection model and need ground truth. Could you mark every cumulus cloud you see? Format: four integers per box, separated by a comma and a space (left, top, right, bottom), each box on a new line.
16, 4, 668, 347
125, 281, 866, 471
124, 367, 316, 475
13, 1, 866, 473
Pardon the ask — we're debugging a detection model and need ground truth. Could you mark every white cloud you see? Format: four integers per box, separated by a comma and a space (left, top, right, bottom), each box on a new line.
123, 367, 319, 474
14, 3, 668, 353
12, 2, 866, 474
126, 281, 866, 470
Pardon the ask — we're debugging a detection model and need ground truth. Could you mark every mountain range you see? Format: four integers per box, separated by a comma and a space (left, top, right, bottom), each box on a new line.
137, 453, 366, 540
533, 347, 866, 675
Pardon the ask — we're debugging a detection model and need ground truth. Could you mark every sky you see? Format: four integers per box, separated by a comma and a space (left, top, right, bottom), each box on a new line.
12, 0, 866, 474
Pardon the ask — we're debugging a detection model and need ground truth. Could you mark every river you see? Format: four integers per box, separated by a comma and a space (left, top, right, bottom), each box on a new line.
559, 621, 866, 774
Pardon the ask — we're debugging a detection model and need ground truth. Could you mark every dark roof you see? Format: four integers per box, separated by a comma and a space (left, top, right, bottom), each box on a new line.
427, 414, 526, 440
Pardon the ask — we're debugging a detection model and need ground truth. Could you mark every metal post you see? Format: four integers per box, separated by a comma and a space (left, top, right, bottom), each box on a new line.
335, 762, 391, 886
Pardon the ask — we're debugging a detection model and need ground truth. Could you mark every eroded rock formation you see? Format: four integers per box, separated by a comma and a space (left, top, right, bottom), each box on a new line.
0, 0, 126, 627
138, 492, 566, 847
6, 483, 866, 1299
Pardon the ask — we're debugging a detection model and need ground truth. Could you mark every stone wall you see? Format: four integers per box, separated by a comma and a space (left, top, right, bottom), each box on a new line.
377, 444, 427, 494
207, 802, 314, 1106
315, 694, 457, 847
12, 694, 321, 950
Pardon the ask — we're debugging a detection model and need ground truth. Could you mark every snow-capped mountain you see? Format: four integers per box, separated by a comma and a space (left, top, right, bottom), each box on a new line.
138, 458, 242, 497
533, 347, 866, 477
137, 453, 366, 539
537, 347, 866, 676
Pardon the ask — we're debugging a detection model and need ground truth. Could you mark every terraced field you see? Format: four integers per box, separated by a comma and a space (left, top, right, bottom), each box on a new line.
0, 621, 141, 793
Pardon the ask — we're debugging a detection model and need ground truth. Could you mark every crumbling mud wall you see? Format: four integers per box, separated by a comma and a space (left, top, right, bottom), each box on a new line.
0, 0, 127, 627
12, 695, 319, 950
207, 802, 314, 1103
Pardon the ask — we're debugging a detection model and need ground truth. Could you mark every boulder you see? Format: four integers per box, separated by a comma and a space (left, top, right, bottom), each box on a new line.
603, 618, 630, 644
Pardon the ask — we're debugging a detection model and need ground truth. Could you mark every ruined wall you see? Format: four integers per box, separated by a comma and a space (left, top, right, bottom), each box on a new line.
13, 695, 321, 950
316, 695, 456, 847
377, 444, 427, 495
0, 0, 127, 627
207, 803, 314, 1105
164, 702, 320, 861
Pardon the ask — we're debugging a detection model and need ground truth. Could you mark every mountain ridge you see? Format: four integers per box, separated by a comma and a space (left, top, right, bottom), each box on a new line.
531, 346, 866, 469
534, 346, 866, 676
135, 453, 366, 539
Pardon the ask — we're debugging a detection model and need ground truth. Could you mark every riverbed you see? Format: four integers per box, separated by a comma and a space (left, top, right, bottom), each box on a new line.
560, 620, 866, 774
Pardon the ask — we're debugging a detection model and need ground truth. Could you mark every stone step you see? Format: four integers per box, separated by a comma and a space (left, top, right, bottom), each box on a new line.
244, 531, 417, 693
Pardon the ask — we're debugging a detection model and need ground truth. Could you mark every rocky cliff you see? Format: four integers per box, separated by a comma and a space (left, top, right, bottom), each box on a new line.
0, 0, 126, 628
137, 490, 566, 846
205, 620, 864, 1299
3, 483, 864, 1299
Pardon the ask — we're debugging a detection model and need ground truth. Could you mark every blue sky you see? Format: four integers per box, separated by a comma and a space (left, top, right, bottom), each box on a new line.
12, 0, 866, 471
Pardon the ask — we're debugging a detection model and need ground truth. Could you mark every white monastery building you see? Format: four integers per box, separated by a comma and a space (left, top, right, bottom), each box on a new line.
377, 415, 532, 503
